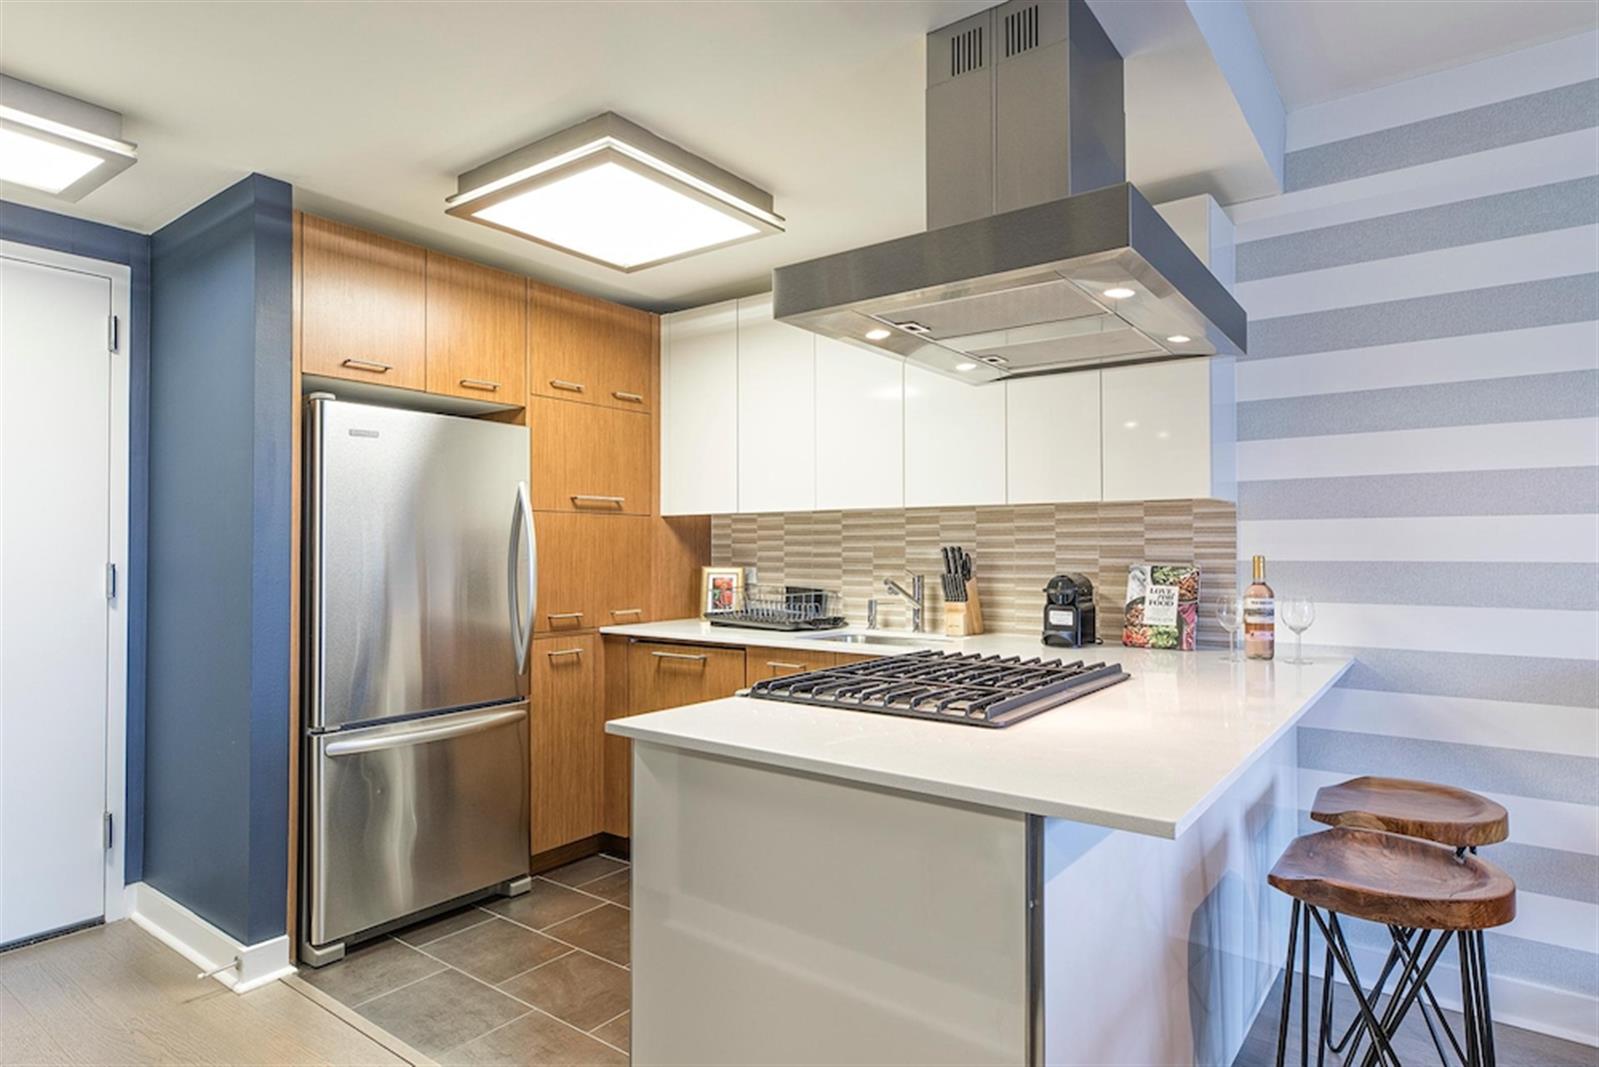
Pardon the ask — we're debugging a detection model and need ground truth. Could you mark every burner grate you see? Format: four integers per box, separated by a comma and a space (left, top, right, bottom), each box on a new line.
744, 650, 1130, 728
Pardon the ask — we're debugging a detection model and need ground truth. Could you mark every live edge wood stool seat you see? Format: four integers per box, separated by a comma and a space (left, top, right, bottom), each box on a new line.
1269, 828, 1516, 1067
1311, 776, 1510, 850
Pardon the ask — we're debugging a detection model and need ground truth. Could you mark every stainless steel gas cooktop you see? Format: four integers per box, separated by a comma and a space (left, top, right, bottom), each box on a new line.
744, 649, 1130, 729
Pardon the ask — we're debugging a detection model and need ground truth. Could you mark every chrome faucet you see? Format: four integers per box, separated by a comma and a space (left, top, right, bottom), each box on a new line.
882, 574, 925, 633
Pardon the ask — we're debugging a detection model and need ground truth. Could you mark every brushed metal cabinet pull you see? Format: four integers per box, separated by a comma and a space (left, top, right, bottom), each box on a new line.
651, 651, 708, 662
460, 378, 500, 391
550, 379, 585, 393
546, 647, 585, 658
766, 661, 805, 670
612, 390, 644, 403
546, 611, 585, 620
342, 358, 392, 373
610, 608, 643, 617
572, 494, 625, 508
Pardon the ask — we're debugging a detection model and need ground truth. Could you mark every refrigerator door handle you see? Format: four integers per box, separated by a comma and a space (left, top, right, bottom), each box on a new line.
508, 481, 535, 673
323, 707, 526, 757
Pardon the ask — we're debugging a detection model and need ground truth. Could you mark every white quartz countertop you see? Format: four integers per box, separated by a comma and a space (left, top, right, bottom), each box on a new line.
602, 619, 1352, 838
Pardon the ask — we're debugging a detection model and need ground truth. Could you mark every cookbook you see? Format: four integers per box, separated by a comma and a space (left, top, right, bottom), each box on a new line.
1122, 563, 1200, 651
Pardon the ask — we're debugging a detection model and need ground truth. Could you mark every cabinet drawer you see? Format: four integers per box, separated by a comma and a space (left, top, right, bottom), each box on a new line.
531, 283, 654, 412
425, 252, 526, 402
744, 646, 834, 686
301, 215, 426, 390
530, 634, 601, 854
530, 397, 651, 515
628, 641, 747, 712
533, 513, 650, 633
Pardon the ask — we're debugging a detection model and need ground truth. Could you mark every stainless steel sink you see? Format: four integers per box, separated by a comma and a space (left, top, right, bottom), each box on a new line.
799, 632, 949, 647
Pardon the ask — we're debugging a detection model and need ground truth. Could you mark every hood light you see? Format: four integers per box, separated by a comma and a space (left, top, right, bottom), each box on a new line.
1166, 334, 1191, 344
1102, 287, 1136, 300
955, 362, 978, 372
864, 327, 892, 341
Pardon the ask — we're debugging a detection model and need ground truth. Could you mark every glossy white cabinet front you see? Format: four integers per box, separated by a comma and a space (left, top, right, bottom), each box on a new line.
736, 295, 816, 513
661, 300, 738, 515
1101, 359, 1228, 502
814, 337, 904, 510
904, 364, 1006, 508
1005, 371, 1100, 504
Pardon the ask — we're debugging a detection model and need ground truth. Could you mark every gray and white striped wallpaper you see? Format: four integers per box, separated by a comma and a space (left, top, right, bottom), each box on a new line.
1232, 31, 1598, 1036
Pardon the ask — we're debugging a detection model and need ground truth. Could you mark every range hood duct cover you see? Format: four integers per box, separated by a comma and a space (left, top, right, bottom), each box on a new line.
772, 0, 1246, 383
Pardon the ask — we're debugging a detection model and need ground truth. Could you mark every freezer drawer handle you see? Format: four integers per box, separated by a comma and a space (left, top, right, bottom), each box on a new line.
611, 390, 644, 403
549, 379, 585, 393
508, 482, 535, 673
340, 358, 392, 373
324, 707, 526, 757
652, 651, 708, 663
572, 494, 625, 509
460, 378, 500, 392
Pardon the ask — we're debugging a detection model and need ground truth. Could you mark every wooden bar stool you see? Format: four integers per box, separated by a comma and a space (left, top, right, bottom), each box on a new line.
1269, 828, 1515, 1067
1310, 777, 1509, 1064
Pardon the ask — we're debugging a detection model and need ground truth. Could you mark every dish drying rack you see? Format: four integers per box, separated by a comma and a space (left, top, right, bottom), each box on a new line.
707, 584, 846, 632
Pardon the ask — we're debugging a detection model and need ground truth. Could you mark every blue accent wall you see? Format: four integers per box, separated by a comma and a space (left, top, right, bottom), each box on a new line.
146, 175, 293, 945
0, 200, 152, 885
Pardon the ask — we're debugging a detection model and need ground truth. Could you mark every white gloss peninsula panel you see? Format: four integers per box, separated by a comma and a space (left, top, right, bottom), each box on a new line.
607, 639, 1350, 1065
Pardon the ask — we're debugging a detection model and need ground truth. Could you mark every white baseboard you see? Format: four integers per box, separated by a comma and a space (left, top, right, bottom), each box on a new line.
126, 882, 294, 994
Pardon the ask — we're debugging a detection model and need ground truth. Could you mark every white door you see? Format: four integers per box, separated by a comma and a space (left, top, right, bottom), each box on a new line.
661, 300, 739, 515
736, 294, 815, 513
0, 255, 114, 944
1006, 371, 1101, 504
903, 364, 1006, 507
815, 337, 904, 511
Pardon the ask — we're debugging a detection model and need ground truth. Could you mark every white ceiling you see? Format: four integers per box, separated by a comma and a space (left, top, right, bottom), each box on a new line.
2, 1, 1596, 311
1245, 0, 1599, 110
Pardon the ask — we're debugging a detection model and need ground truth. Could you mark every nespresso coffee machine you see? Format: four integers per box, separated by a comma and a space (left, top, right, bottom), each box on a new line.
1042, 574, 1096, 647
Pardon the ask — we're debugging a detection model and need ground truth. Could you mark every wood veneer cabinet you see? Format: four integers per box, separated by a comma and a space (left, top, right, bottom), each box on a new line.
627, 641, 747, 713
530, 282, 653, 412
744, 645, 835, 685
425, 251, 526, 402
532, 513, 650, 634
529, 397, 651, 515
300, 215, 427, 389
529, 634, 602, 853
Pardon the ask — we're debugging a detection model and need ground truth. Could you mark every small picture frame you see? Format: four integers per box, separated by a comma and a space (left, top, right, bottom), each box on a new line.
701, 566, 744, 615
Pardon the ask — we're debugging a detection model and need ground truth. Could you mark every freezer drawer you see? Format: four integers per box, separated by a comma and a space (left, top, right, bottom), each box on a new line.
306, 703, 530, 949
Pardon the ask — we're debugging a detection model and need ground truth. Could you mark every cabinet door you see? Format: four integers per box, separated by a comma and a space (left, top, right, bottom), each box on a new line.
661, 301, 739, 515
530, 634, 601, 853
1101, 359, 1215, 501
736, 295, 815, 513
1006, 371, 1100, 504
301, 215, 426, 389
425, 252, 526, 402
530, 283, 653, 411
744, 646, 834, 686
815, 338, 904, 510
903, 364, 1006, 507
628, 641, 747, 712
530, 397, 650, 515
533, 513, 651, 633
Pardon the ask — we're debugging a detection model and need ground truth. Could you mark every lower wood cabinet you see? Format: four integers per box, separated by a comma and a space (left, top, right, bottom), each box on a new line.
627, 640, 748, 712
530, 634, 601, 854
744, 645, 834, 685
533, 513, 650, 633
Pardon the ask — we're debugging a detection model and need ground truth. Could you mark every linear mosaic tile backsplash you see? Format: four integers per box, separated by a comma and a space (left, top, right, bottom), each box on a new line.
711, 500, 1238, 647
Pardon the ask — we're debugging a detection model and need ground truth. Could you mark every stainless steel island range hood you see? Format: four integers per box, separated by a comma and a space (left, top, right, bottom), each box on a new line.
772, 0, 1246, 383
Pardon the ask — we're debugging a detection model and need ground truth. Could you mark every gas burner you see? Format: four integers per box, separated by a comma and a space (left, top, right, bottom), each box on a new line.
744, 650, 1129, 728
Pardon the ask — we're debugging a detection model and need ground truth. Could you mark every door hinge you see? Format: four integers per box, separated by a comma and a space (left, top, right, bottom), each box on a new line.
104, 811, 114, 849
108, 314, 120, 354
105, 562, 117, 601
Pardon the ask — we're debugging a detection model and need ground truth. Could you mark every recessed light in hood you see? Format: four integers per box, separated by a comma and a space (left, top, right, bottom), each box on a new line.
771, 0, 1245, 382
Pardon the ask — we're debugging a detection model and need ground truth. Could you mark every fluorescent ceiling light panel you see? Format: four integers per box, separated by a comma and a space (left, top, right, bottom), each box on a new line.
447, 112, 782, 272
0, 76, 137, 201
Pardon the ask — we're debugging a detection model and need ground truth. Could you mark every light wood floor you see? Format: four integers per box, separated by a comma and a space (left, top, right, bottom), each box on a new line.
0, 920, 419, 1066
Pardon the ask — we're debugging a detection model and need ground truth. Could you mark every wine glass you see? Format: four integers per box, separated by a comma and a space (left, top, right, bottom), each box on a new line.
1281, 597, 1316, 664
1216, 597, 1242, 662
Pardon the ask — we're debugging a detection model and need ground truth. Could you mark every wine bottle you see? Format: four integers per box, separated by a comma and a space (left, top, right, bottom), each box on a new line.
1244, 555, 1275, 661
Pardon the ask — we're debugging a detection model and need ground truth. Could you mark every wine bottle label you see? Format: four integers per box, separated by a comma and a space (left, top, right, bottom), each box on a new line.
1243, 597, 1275, 639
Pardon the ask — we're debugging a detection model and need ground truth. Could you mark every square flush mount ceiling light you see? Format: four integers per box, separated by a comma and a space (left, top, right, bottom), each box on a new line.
446, 112, 783, 272
0, 75, 138, 202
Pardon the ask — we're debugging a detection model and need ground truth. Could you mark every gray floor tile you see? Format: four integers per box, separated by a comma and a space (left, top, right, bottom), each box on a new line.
424, 915, 570, 984
543, 855, 625, 888
499, 951, 630, 1031
393, 905, 495, 948
441, 1010, 625, 1066
545, 904, 629, 966
488, 879, 604, 930
581, 869, 629, 907
297, 937, 445, 1007
591, 1011, 630, 1053
356, 969, 527, 1057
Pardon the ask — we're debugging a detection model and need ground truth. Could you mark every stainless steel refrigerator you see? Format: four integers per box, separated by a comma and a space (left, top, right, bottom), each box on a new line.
301, 394, 534, 965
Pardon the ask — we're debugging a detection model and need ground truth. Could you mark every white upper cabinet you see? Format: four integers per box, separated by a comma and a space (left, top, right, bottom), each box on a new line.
735, 295, 816, 513
1005, 371, 1101, 504
814, 337, 904, 511
1101, 357, 1236, 502
661, 300, 739, 516
904, 364, 1006, 508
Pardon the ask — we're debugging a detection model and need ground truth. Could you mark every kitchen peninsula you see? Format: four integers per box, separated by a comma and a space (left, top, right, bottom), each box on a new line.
605, 621, 1351, 1066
